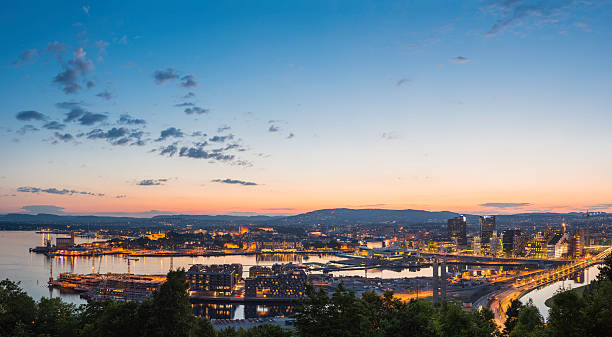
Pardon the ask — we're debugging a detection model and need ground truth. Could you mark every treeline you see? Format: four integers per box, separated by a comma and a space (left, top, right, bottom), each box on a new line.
2, 255, 612, 337
502, 255, 612, 337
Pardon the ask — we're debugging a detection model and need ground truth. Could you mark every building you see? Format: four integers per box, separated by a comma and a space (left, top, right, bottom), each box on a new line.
471, 236, 481, 255
502, 229, 521, 256
186, 264, 243, 296
479, 216, 495, 253
547, 233, 570, 258
570, 229, 585, 258
56, 235, 75, 249
249, 266, 274, 278
245, 269, 306, 298
447, 216, 467, 249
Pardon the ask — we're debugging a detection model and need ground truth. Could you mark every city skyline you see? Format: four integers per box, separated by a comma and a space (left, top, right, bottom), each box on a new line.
2, 1, 612, 216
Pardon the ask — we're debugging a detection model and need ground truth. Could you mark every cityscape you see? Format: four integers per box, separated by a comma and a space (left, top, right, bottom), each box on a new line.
2, 1, 612, 337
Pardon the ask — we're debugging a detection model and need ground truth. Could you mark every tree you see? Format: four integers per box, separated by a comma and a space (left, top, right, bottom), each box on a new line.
139, 268, 196, 337
34, 297, 80, 337
503, 299, 524, 336
0, 279, 36, 337
597, 253, 612, 282
509, 305, 544, 337
547, 290, 587, 337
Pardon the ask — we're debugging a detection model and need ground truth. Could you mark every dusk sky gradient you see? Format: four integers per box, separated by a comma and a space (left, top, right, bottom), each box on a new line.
1, 1, 612, 216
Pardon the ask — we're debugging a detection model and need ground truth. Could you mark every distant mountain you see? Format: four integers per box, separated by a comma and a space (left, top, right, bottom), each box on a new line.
0, 209, 605, 228
269, 208, 465, 225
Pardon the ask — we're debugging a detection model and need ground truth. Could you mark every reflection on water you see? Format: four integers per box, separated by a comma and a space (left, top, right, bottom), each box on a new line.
2, 230, 447, 310
520, 264, 601, 320
191, 302, 294, 320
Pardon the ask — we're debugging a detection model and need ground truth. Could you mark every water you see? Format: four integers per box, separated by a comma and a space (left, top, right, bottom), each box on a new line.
0, 231, 435, 319
519, 264, 601, 320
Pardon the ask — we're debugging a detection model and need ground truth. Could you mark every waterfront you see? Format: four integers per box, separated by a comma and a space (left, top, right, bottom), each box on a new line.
0, 231, 432, 314
520, 264, 601, 319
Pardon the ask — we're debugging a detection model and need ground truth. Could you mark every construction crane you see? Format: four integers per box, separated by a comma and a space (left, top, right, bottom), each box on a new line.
124, 256, 139, 274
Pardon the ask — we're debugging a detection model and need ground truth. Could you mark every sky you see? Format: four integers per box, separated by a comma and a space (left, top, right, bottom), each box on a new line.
1, 0, 612, 217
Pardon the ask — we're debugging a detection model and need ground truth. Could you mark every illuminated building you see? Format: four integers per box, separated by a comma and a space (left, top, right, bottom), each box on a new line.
479, 216, 495, 253
186, 264, 243, 296
447, 216, 467, 249
238, 226, 249, 235
245, 269, 306, 298
56, 235, 75, 249
502, 229, 521, 256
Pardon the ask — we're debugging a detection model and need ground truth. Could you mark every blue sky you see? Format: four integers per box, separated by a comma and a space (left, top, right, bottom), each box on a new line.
1, 0, 612, 216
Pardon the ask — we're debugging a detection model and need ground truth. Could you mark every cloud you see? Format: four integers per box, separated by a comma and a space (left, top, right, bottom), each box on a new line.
159, 143, 178, 156
396, 78, 411, 86
43, 121, 66, 130
381, 132, 399, 140
96, 89, 113, 100
268, 125, 280, 132
287, 133, 295, 139
156, 127, 184, 141
16, 110, 46, 121
479, 202, 532, 208
183, 92, 196, 99
209, 134, 234, 143
174, 102, 195, 107
153, 68, 179, 85
118, 114, 146, 125
184, 106, 209, 114
78, 112, 107, 125
54, 132, 74, 142
87, 81, 95, 89
57, 103, 107, 125
86, 127, 144, 146
16, 125, 39, 135
485, 0, 583, 37
115, 194, 126, 199
450, 56, 470, 63
12, 49, 39, 66
217, 125, 231, 133
178, 146, 235, 161
82, 6, 90, 15
262, 208, 296, 211
212, 178, 258, 186
22, 205, 66, 214
585, 203, 612, 210
17, 186, 104, 197
180, 75, 197, 87
137, 179, 168, 186
53, 48, 94, 94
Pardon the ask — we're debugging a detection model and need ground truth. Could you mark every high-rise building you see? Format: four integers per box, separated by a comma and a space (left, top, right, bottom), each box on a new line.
447, 216, 467, 249
479, 216, 496, 253
502, 229, 521, 256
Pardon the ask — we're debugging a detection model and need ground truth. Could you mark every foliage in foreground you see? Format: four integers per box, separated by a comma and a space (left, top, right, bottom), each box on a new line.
2, 254, 612, 337
502, 254, 612, 337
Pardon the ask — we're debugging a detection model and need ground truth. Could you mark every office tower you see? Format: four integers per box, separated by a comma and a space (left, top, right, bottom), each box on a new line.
448, 216, 467, 249
479, 216, 496, 253
502, 229, 521, 256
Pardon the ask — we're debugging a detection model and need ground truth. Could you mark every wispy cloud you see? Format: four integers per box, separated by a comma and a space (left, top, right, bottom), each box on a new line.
53, 48, 94, 94
450, 56, 470, 63
479, 202, 532, 208
156, 127, 184, 141
396, 78, 411, 86
17, 186, 104, 197
16, 110, 46, 121
484, 0, 585, 37
212, 178, 258, 186
180, 75, 197, 88
96, 89, 114, 100
22, 205, 66, 214
153, 68, 179, 85
137, 179, 168, 186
